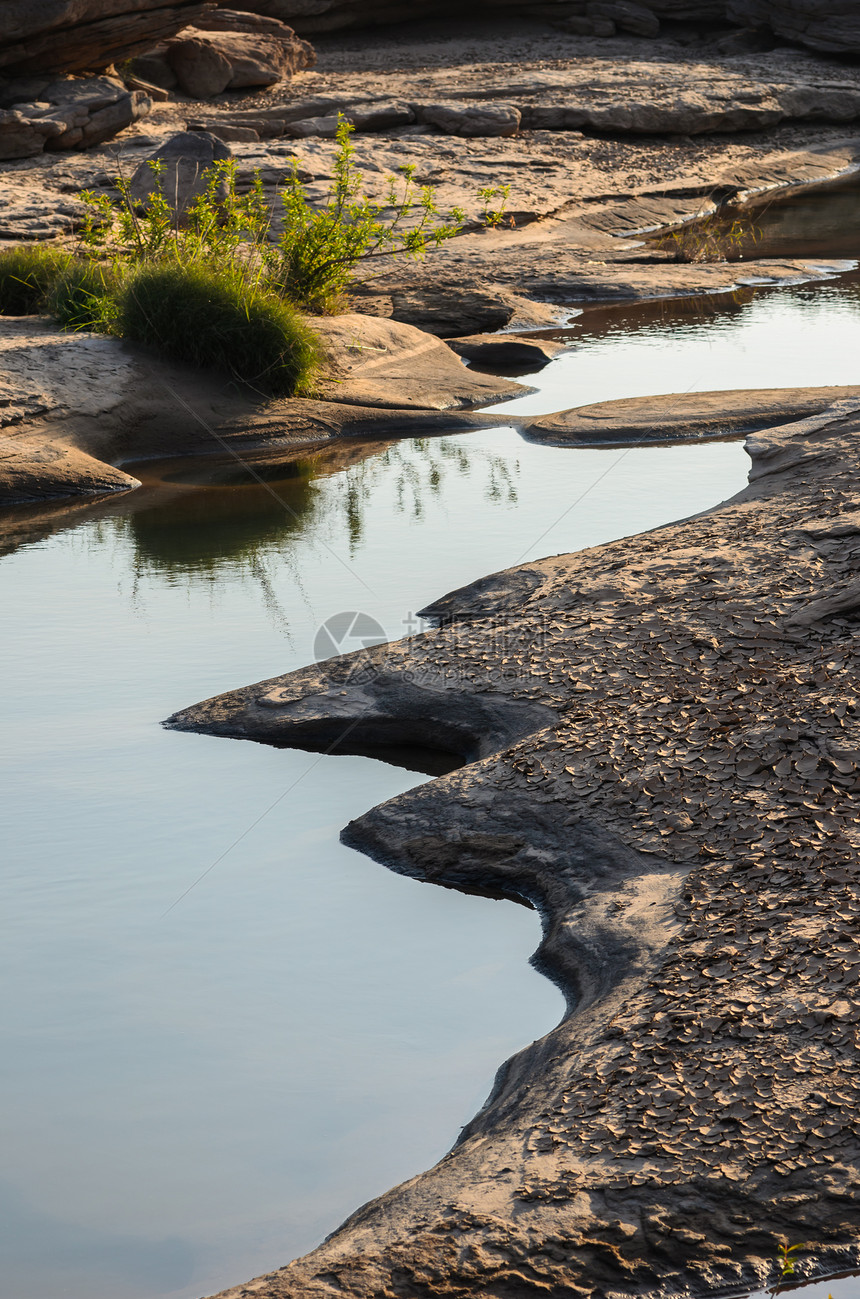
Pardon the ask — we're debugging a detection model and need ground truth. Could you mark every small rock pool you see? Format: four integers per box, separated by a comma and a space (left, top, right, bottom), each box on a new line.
2, 257, 860, 1299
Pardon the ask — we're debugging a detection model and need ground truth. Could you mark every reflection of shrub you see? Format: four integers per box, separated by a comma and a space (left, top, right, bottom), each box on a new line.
656, 213, 760, 264
48, 259, 120, 332
119, 263, 320, 395
0, 245, 70, 315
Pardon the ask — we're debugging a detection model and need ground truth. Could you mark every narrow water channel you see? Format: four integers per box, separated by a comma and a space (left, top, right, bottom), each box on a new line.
2, 245, 860, 1299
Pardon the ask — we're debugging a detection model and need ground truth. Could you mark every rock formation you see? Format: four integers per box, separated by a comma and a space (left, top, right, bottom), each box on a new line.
0, 0, 210, 76
172, 394, 860, 1298
727, 0, 860, 54
0, 75, 152, 159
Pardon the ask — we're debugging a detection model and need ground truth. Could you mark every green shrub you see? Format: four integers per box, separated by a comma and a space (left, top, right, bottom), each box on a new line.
119, 263, 320, 395
48, 259, 121, 332
0, 245, 70, 315
270, 117, 467, 312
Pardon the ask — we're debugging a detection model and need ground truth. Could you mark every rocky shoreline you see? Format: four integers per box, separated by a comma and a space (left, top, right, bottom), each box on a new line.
4, 11, 860, 1298
171, 393, 860, 1299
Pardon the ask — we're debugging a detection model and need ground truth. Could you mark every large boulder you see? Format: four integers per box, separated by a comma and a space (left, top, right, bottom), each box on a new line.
0, 0, 209, 76
163, 19, 315, 97
727, 0, 860, 54
0, 75, 151, 159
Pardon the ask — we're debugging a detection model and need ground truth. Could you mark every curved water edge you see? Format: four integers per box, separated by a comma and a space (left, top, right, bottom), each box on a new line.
5, 240, 860, 1297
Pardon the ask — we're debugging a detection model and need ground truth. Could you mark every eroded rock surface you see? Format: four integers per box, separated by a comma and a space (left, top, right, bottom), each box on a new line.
0, 314, 515, 502
728, 0, 860, 55
173, 395, 860, 1298
0, 0, 208, 75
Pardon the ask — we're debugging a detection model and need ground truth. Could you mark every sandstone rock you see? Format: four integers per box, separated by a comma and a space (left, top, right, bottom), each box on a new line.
312, 313, 527, 409
0, 1, 209, 76
350, 101, 415, 131
0, 75, 150, 159
128, 131, 232, 213
418, 103, 522, 138
587, 0, 660, 36
446, 333, 564, 371
167, 37, 234, 99
526, 385, 860, 445
285, 114, 341, 137
727, 0, 860, 54
165, 25, 315, 97
0, 316, 496, 503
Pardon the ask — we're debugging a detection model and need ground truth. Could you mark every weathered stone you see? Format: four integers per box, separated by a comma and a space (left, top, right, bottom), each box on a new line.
727, 0, 860, 55
0, 1, 209, 76
167, 36, 234, 98
418, 102, 522, 137
127, 131, 232, 213
526, 386, 860, 445
0, 314, 514, 502
285, 114, 341, 137
165, 25, 316, 97
446, 333, 564, 371
0, 75, 150, 159
589, 0, 660, 34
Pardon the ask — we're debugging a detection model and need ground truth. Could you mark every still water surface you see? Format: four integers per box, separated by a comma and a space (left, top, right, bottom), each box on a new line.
3, 259, 860, 1299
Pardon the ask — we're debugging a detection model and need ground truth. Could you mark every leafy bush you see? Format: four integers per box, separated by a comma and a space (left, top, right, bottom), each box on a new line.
0, 245, 70, 315
119, 263, 320, 395
270, 118, 467, 312
48, 259, 120, 332
79, 117, 477, 313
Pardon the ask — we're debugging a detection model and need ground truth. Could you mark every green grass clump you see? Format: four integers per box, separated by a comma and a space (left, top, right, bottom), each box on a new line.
48, 259, 120, 332
119, 264, 320, 395
0, 245, 70, 315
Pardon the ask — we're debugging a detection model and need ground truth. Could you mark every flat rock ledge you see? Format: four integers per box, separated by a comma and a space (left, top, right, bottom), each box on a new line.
526, 385, 860, 444
0, 314, 524, 504
172, 396, 860, 1297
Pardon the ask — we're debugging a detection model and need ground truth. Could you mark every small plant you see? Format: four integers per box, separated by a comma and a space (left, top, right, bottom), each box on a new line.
655, 211, 761, 264
119, 263, 320, 395
0, 245, 70, 315
768, 1241, 807, 1296
269, 116, 467, 312
78, 159, 271, 277
478, 183, 512, 229
48, 258, 120, 332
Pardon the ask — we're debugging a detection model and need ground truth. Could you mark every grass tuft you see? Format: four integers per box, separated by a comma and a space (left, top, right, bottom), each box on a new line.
0, 245, 70, 315
48, 259, 121, 332
119, 264, 320, 396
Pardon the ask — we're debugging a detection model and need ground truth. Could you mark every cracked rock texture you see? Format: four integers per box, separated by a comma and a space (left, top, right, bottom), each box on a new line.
173, 396, 860, 1297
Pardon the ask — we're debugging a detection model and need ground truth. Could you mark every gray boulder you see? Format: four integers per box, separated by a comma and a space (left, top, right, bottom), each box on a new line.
418, 103, 522, 138
128, 131, 232, 215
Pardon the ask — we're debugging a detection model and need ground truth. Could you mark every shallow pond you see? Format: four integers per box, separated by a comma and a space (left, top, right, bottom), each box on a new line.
3, 254, 860, 1299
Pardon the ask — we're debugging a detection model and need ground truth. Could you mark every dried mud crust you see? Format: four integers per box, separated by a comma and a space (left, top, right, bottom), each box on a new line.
174, 398, 860, 1298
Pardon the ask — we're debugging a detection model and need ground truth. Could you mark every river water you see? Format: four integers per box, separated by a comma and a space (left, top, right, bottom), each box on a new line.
3, 219, 860, 1299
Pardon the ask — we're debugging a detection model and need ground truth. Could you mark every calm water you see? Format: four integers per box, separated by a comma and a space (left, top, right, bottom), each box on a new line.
3, 250, 860, 1299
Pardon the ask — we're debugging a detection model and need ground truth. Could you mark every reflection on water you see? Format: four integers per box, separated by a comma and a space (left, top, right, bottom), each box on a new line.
4, 256, 860, 1299
663, 172, 860, 263
492, 270, 860, 420
0, 421, 750, 1299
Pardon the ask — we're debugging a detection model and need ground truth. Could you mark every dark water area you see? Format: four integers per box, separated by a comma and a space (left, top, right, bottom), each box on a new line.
4, 242, 860, 1299
648, 170, 860, 264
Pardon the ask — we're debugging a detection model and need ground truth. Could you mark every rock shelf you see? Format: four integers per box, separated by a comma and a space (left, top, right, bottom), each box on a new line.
172, 395, 860, 1297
